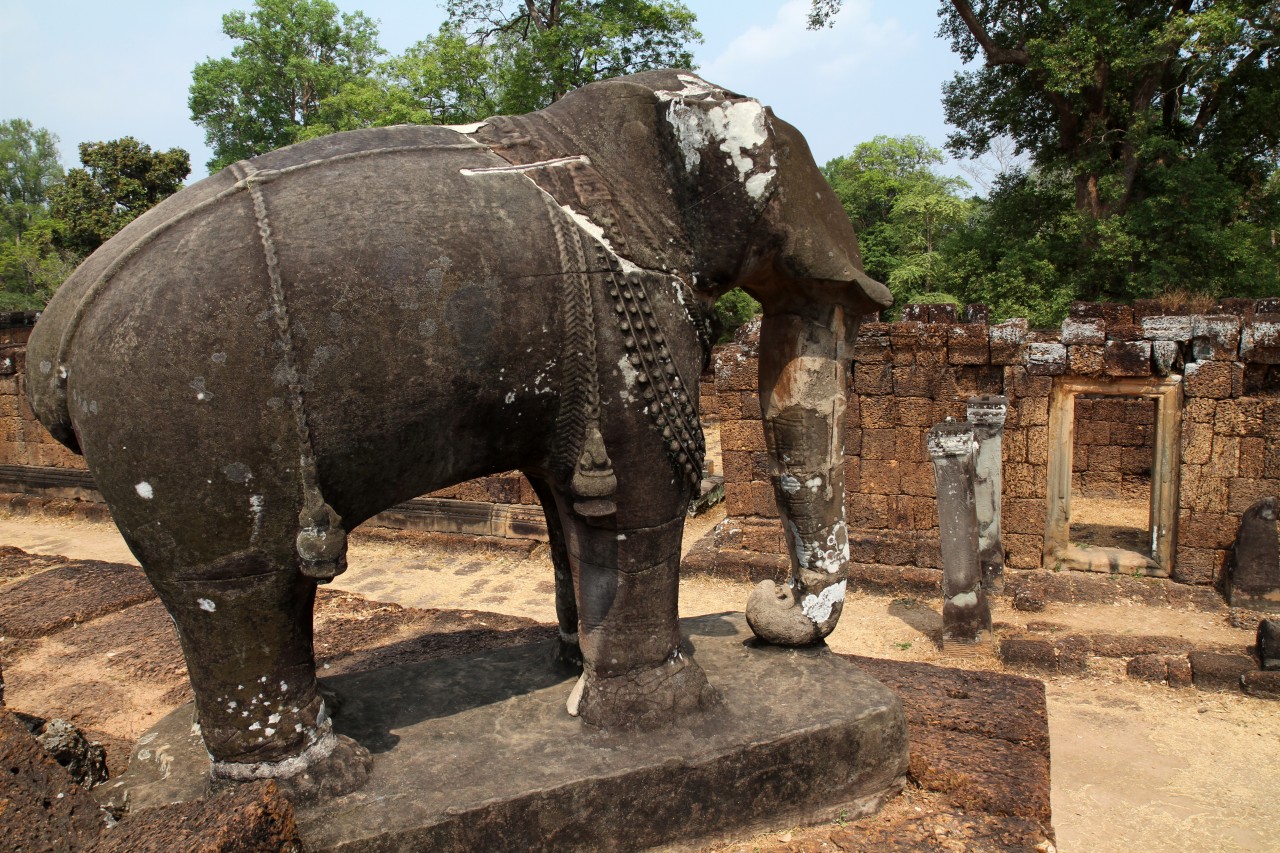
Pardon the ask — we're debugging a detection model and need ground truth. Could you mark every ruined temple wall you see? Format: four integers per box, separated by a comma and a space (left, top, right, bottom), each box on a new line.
713, 299, 1280, 586
0, 321, 85, 474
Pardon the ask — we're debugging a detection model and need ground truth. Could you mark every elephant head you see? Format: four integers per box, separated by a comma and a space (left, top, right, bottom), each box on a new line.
662, 77, 892, 646
564, 70, 893, 645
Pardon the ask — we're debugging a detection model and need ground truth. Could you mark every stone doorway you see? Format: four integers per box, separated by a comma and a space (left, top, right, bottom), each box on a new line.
1070, 394, 1155, 554
1043, 376, 1183, 577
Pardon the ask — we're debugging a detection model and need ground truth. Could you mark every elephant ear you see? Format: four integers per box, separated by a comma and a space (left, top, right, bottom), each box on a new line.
762, 114, 892, 310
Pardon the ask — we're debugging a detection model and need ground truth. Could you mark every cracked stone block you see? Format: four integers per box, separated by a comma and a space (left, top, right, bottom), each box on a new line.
1025, 343, 1067, 376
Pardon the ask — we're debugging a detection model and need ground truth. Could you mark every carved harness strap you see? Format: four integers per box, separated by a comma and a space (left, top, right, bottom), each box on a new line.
468, 116, 707, 506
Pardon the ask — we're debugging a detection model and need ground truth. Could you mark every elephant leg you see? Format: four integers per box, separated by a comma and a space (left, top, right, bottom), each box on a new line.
122, 534, 371, 800
526, 474, 582, 670
555, 502, 720, 730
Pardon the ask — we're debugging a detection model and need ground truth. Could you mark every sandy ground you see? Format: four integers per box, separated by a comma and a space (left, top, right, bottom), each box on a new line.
1, 512, 1278, 852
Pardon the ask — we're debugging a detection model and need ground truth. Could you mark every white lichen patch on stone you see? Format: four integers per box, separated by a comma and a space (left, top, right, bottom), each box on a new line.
505, 391, 516, 404
197, 598, 216, 613
135, 481, 154, 500
617, 354, 639, 402
779, 474, 801, 494
659, 91, 777, 200
557, 204, 644, 276
566, 673, 587, 717
801, 580, 847, 624
949, 591, 979, 608
442, 121, 490, 134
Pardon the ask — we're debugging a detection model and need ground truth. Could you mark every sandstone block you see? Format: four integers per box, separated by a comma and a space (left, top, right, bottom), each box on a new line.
1141, 315, 1193, 342
1238, 437, 1266, 478
1191, 315, 1242, 361
1241, 670, 1280, 700
1068, 345, 1104, 375
1228, 478, 1273, 515
1152, 340, 1181, 376
1025, 343, 1067, 376
1061, 317, 1105, 345
1213, 399, 1264, 437
1210, 435, 1241, 478
713, 347, 757, 391
719, 420, 766, 453
859, 460, 902, 495
989, 318, 1028, 364
0, 709, 103, 851
1183, 360, 1241, 398
1189, 651, 1255, 691
1240, 319, 1280, 364
948, 324, 990, 364
1103, 340, 1152, 376
854, 362, 893, 395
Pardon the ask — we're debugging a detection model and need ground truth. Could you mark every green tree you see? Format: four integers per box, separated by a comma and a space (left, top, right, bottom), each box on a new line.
811, 1, 1280, 304
822, 136, 972, 303
436, 0, 701, 115
0, 120, 63, 244
0, 216, 77, 309
189, 0, 383, 171
48, 138, 190, 256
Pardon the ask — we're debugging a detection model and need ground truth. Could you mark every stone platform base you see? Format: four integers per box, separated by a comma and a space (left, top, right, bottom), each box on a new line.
100, 613, 909, 852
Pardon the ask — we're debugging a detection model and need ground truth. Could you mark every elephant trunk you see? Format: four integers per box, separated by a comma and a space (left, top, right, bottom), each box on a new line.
745, 306, 852, 646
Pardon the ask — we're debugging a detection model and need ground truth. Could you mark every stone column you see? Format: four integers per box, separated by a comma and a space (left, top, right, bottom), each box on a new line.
927, 421, 991, 645
967, 395, 1009, 593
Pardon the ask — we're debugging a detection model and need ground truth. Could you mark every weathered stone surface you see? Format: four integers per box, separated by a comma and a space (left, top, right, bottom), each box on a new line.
1103, 340, 1152, 376
988, 319, 1028, 364
104, 615, 909, 852
1024, 342, 1067, 375
1259, 619, 1280, 670
1228, 497, 1280, 612
1240, 319, 1280, 363
1188, 651, 1256, 691
25, 716, 110, 788
1184, 360, 1242, 398
1152, 340, 1182, 376
91, 780, 303, 852
1061, 317, 1105, 345
1241, 669, 1280, 700
0, 559, 155, 638
0, 709, 105, 851
849, 656, 1051, 828
1141, 315, 1193, 342
1191, 315, 1242, 361
1091, 634, 1193, 658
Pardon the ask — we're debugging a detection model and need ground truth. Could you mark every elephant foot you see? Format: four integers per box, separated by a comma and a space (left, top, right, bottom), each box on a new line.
211, 733, 372, 803
573, 648, 721, 731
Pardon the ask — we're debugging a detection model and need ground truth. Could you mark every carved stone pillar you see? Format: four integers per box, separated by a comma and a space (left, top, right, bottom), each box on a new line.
927, 421, 991, 645
967, 395, 1008, 593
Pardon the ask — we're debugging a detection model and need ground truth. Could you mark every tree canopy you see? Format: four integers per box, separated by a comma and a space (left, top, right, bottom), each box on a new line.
190, 0, 383, 170
0, 120, 63, 245
811, 1, 1280, 311
49, 138, 190, 256
823, 136, 972, 304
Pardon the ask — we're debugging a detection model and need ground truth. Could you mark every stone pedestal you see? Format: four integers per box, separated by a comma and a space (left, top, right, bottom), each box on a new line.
99, 613, 909, 852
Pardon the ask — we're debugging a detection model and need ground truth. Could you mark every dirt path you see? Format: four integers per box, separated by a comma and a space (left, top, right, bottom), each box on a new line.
2, 513, 1277, 851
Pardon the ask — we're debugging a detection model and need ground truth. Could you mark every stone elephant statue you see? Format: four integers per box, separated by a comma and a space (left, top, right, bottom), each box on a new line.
27, 70, 891, 796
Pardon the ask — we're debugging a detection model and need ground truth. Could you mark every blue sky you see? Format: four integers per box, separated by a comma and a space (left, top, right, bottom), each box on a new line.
1, 0, 970, 181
